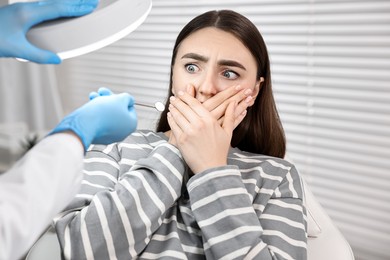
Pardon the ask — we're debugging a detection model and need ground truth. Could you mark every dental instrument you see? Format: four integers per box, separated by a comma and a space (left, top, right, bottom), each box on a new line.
135, 102, 165, 112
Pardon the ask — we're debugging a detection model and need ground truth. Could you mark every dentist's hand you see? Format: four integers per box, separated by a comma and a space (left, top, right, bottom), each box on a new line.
89, 87, 113, 99
50, 89, 137, 151
0, 0, 99, 64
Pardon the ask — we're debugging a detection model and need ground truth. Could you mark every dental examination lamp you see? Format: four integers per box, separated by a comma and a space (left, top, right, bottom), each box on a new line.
9, 0, 152, 60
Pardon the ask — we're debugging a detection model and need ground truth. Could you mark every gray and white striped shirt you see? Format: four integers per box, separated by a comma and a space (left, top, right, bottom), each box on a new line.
55, 130, 307, 259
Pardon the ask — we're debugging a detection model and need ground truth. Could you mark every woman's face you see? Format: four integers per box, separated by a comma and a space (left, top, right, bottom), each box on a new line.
172, 27, 261, 103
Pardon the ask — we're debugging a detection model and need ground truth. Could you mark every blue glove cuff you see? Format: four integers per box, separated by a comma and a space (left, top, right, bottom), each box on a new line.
48, 116, 92, 152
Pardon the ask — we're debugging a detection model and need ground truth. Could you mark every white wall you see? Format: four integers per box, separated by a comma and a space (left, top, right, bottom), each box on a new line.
55, 1, 390, 259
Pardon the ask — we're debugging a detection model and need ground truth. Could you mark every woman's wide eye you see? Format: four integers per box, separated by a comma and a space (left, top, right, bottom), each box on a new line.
223, 70, 239, 79
185, 64, 199, 73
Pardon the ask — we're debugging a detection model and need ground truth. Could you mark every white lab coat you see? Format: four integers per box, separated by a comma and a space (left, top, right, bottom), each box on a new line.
0, 133, 84, 260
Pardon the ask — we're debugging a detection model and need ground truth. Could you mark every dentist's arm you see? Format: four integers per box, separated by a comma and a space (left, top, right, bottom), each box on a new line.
0, 0, 99, 64
0, 90, 137, 260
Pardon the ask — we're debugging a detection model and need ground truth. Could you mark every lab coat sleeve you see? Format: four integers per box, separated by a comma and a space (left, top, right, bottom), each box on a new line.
0, 133, 84, 260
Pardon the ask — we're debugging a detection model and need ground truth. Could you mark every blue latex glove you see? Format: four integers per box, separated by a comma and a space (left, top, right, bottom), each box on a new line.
0, 0, 98, 64
50, 90, 137, 151
89, 87, 113, 100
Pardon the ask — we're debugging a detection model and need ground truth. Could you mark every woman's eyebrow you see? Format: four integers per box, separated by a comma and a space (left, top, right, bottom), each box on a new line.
218, 59, 246, 71
181, 53, 208, 62
181, 53, 246, 71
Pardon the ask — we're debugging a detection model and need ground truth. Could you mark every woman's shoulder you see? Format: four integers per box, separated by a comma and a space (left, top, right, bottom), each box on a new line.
112, 129, 167, 156
121, 129, 168, 146
85, 130, 167, 158
229, 147, 301, 183
229, 147, 295, 170
230, 148, 304, 199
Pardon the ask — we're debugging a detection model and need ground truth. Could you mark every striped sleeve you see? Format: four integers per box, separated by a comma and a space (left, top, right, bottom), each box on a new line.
55, 141, 186, 260
187, 163, 307, 260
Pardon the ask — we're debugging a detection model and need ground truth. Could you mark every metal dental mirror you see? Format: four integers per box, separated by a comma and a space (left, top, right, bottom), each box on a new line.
135, 101, 166, 112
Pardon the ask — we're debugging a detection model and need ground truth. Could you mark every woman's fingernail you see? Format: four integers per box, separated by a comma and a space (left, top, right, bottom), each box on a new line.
170, 96, 176, 102
235, 85, 242, 90
245, 96, 253, 103
178, 91, 184, 96
244, 89, 252, 96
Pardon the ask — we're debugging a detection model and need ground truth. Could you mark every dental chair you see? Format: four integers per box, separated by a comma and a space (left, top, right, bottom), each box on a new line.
26, 178, 355, 260
302, 178, 355, 260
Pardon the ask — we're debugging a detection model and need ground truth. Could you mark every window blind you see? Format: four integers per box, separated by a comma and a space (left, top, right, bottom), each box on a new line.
55, 1, 390, 259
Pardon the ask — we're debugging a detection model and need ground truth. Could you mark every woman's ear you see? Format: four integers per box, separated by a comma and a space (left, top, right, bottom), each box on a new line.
250, 77, 264, 104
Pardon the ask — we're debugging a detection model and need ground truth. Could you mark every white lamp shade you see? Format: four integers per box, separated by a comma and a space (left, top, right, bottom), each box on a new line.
24, 0, 152, 60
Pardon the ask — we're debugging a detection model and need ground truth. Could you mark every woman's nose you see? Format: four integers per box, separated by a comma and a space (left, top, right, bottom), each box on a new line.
196, 74, 218, 101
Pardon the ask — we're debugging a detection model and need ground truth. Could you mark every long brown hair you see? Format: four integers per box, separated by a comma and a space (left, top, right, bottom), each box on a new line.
156, 10, 286, 158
